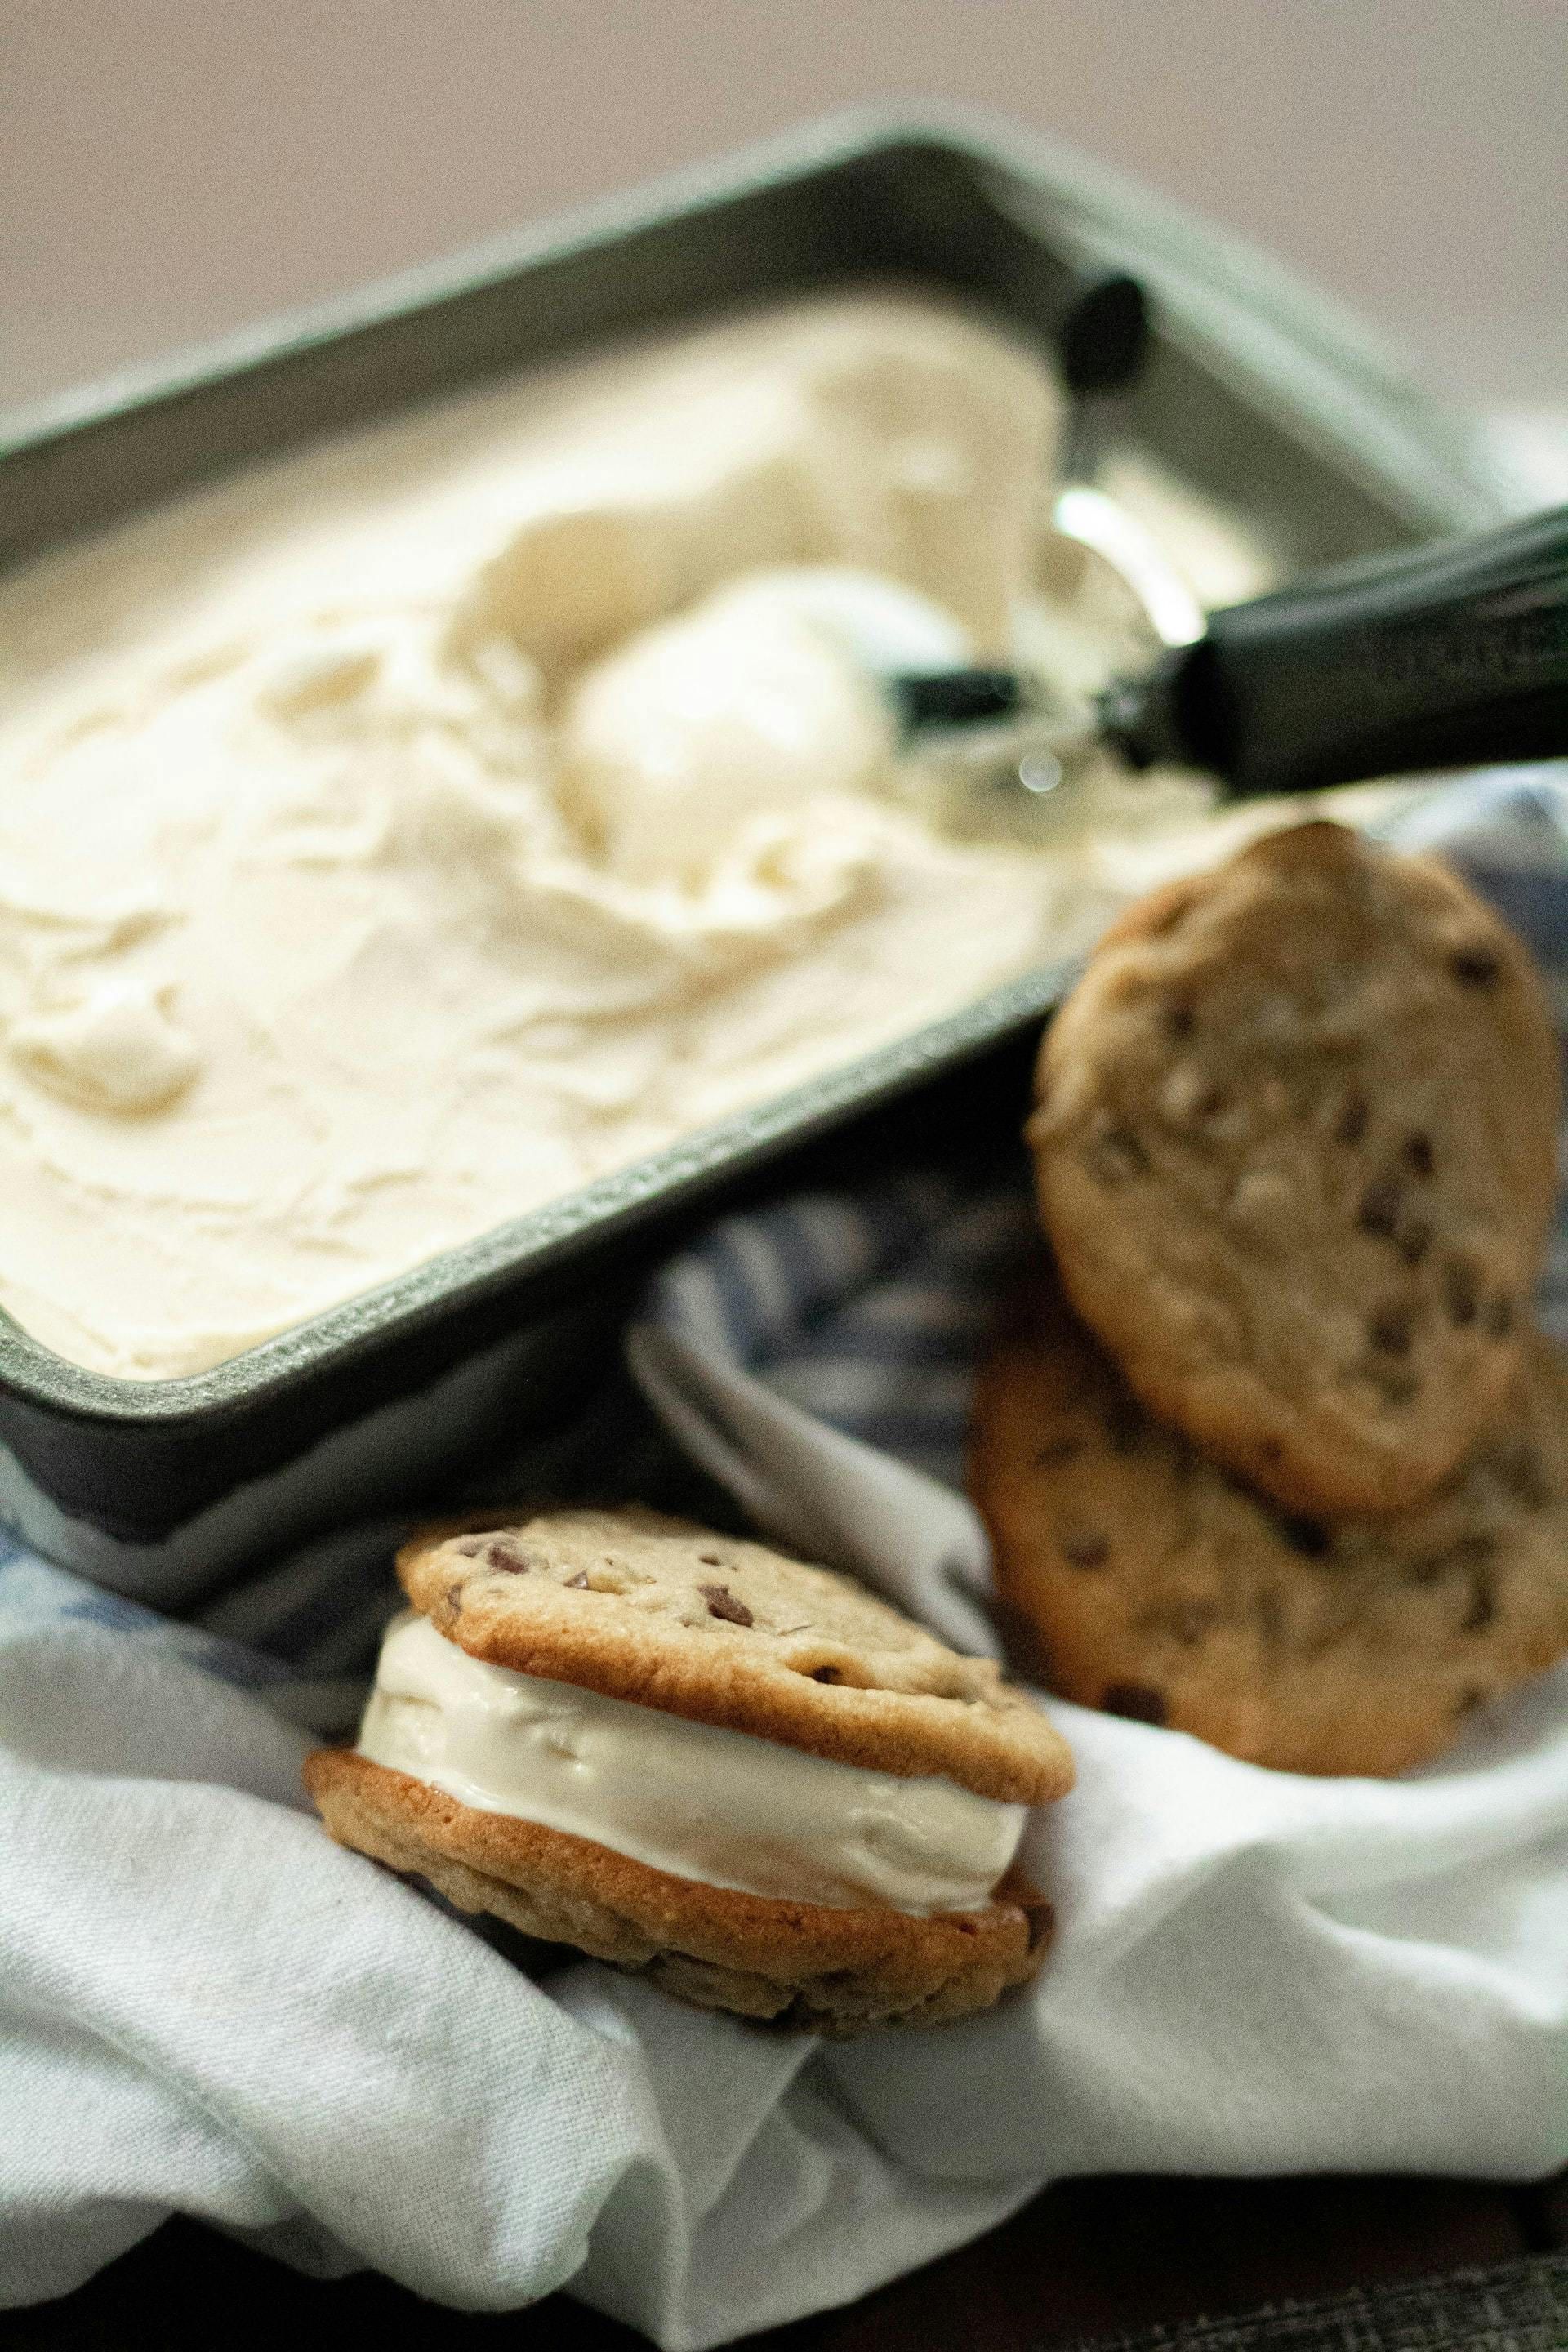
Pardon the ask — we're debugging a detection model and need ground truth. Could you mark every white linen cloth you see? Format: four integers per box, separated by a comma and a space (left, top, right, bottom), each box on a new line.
2, 767, 1567, 2346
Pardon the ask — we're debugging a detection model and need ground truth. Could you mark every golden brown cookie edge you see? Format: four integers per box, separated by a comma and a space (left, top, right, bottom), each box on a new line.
305, 1748, 1050, 2034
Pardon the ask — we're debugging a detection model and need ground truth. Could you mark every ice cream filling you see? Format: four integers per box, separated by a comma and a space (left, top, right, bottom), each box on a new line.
356, 1609, 1027, 1914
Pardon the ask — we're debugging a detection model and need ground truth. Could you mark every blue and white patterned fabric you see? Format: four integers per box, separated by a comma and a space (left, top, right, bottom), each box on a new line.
2, 767, 1566, 2346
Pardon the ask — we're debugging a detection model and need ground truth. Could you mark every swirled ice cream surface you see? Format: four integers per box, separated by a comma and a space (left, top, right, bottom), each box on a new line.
0, 292, 1279, 1379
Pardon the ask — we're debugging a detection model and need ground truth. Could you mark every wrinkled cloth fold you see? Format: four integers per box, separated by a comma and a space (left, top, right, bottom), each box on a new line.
2, 767, 1567, 2348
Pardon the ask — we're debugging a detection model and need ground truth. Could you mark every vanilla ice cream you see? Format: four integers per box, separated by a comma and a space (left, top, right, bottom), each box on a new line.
357, 1609, 1025, 1914
0, 292, 1284, 1380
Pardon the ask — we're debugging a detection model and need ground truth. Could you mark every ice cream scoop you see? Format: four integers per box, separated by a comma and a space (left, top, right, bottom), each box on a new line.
885, 503, 1568, 816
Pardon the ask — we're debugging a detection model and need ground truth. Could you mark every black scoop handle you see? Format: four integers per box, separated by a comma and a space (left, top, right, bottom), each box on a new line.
1098, 504, 1568, 797
1058, 273, 1151, 399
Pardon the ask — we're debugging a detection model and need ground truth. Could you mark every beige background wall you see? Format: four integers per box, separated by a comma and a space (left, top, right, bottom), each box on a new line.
3, 0, 1565, 423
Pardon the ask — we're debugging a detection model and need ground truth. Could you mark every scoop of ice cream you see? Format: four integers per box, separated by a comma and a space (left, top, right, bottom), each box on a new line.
559, 581, 901, 887
10, 979, 202, 1114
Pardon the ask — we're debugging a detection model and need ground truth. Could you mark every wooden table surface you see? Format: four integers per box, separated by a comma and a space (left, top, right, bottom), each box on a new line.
14, 2169, 1566, 2350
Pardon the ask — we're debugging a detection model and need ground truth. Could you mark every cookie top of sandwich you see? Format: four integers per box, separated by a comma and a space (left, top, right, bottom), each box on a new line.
398, 1503, 1072, 1806
1028, 821, 1560, 1518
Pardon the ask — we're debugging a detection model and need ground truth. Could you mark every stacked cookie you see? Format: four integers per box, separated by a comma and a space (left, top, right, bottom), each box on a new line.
973, 822, 1568, 1775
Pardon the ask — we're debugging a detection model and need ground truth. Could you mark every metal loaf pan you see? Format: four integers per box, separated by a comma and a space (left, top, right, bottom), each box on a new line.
0, 112, 1514, 1588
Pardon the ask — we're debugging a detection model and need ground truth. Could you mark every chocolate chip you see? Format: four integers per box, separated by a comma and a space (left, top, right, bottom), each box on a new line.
1357, 1176, 1404, 1239
1395, 1214, 1433, 1267
1450, 947, 1499, 987
1411, 1535, 1494, 1588
1462, 1570, 1497, 1633
1443, 1258, 1480, 1327
1105, 1394, 1145, 1454
697, 1551, 724, 1566
566, 1570, 589, 1588
452, 1530, 537, 1571
1368, 1362, 1420, 1406
1402, 1130, 1435, 1178
1484, 1292, 1514, 1340
809, 1665, 842, 1684
1278, 1514, 1330, 1558
1164, 1001, 1196, 1041
1102, 1681, 1167, 1726
1334, 1089, 1370, 1147
1165, 1601, 1217, 1645
481, 1535, 537, 1574
1034, 1437, 1080, 1468
1085, 1123, 1151, 1186
1061, 1530, 1109, 1568
1495, 1445, 1551, 1508
1369, 1303, 1414, 1357
700, 1583, 753, 1625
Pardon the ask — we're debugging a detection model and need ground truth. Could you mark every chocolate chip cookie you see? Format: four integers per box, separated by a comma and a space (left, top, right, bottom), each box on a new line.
1028, 822, 1560, 1517
970, 1286, 1568, 1775
309, 1749, 1052, 2034
393, 1504, 1071, 1798
306, 1506, 1071, 2033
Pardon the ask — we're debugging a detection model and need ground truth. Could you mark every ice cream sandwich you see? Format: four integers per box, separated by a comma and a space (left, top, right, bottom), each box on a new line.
305, 1505, 1072, 2033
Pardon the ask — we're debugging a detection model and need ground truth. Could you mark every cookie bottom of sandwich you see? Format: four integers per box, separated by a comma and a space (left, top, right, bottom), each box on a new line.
305, 1749, 1050, 2034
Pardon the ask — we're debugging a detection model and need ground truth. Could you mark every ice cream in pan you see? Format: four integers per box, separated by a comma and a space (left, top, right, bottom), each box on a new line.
5, 287, 1555, 1384
0, 293, 1242, 1381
